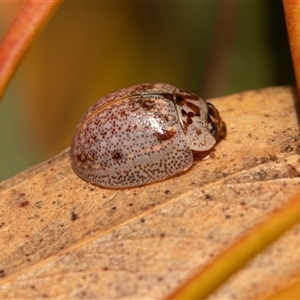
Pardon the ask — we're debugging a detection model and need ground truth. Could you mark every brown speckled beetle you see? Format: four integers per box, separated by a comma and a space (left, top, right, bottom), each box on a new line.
71, 82, 226, 188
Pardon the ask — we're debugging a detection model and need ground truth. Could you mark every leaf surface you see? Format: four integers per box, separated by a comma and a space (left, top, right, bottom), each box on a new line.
0, 86, 299, 299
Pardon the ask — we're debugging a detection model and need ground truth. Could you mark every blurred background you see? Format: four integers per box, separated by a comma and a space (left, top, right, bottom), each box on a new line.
0, 0, 295, 181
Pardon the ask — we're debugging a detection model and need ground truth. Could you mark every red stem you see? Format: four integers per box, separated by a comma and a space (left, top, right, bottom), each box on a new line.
0, 0, 62, 102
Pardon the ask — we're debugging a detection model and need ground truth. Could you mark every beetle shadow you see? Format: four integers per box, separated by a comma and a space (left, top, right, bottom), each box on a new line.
192, 149, 215, 162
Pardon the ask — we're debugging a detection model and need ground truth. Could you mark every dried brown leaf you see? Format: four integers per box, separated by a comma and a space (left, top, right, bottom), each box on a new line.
0, 86, 300, 299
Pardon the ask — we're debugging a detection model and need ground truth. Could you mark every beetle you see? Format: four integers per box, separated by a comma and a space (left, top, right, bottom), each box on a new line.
71, 82, 226, 188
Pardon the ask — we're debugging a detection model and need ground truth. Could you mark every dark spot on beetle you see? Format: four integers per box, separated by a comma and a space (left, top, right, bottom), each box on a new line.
103, 267, 109, 271
186, 101, 201, 115
77, 154, 87, 163
182, 120, 193, 132
181, 109, 195, 125
161, 93, 173, 101
175, 94, 185, 105
196, 129, 202, 135
164, 190, 170, 194
0, 222, 5, 229
190, 94, 200, 100
137, 99, 156, 111
225, 215, 231, 219
119, 110, 127, 117
160, 233, 166, 238
154, 129, 176, 141
31, 285, 36, 290
71, 212, 79, 221
0, 269, 5, 278
19, 200, 30, 208
128, 202, 133, 206
112, 150, 123, 160
157, 277, 164, 281
140, 218, 145, 223
90, 135, 97, 141
153, 111, 169, 122
178, 89, 199, 100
